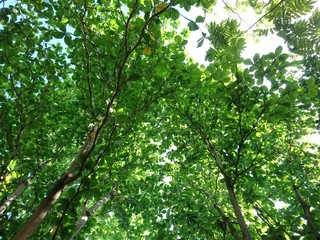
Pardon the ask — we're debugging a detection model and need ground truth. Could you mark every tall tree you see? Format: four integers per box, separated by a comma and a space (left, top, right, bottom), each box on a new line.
0, 0, 319, 239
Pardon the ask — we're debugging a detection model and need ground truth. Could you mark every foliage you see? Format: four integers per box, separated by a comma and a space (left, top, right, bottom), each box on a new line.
249, 0, 319, 55
0, 0, 319, 239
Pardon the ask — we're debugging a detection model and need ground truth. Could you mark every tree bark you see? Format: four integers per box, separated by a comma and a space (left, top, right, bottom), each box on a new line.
0, 178, 31, 215
293, 184, 319, 234
195, 127, 252, 239
13, 130, 96, 240
225, 177, 252, 240
214, 203, 241, 239
13, 175, 73, 239
69, 191, 114, 240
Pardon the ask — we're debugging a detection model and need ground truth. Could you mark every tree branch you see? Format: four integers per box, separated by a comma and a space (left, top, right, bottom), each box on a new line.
214, 204, 241, 239
69, 188, 117, 240
292, 184, 319, 233
244, 0, 286, 33
81, 0, 93, 111
0, 178, 31, 215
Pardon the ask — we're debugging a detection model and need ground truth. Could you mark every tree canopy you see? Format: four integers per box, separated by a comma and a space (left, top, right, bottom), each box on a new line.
0, 0, 319, 239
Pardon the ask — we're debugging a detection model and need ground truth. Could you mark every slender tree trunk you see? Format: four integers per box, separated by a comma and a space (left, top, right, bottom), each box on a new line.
225, 177, 252, 240
69, 191, 114, 240
13, 130, 96, 240
195, 129, 252, 239
0, 178, 31, 215
13, 174, 75, 240
214, 204, 241, 239
293, 184, 319, 234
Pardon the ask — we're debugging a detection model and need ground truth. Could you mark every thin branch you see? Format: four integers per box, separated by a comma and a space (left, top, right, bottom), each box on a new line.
115, 205, 132, 240
124, 0, 139, 51
131, 0, 174, 52
172, 106, 227, 176
244, 0, 286, 33
81, 0, 93, 111
222, 0, 250, 28
118, 0, 175, 85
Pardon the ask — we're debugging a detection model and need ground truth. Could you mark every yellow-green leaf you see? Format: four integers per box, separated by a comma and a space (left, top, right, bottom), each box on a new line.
155, 3, 167, 12
142, 46, 152, 55
128, 25, 135, 30
149, 32, 156, 41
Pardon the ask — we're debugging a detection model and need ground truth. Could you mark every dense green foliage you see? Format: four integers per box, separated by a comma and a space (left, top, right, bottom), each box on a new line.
0, 0, 319, 239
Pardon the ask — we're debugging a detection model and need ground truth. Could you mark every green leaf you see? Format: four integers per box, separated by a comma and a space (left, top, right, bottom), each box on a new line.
195, 16, 205, 23
64, 34, 73, 47
236, 38, 245, 50
188, 22, 199, 31
183, 1, 191, 11
169, 8, 180, 20
278, 53, 289, 61
197, 37, 204, 48
253, 53, 260, 63
175, 35, 183, 44
255, 69, 264, 84
52, 30, 65, 39
181, 39, 188, 45
309, 87, 318, 97
0, 95, 5, 102
306, 77, 315, 87
243, 58, 253, 65
275, 46, 283, 55
74, 27, 82, 36
57, 23, 66, 33
3, 66, 12, 73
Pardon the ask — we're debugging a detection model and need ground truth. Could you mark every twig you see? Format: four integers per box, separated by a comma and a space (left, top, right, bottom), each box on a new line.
81, 0, 93, 111
244, 0, 286, 33
222, 0, 250, 28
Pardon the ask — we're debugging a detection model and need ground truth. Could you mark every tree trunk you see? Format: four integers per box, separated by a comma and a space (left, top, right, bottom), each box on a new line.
225, 177, 252, 240
0, 178, 31, 215
196, 129, 252, 239
214, 203, 241, 239
69, 191, 114, 240
13, 130, 96, 240
293, 184, 319, 234
13, 172, 78, 239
